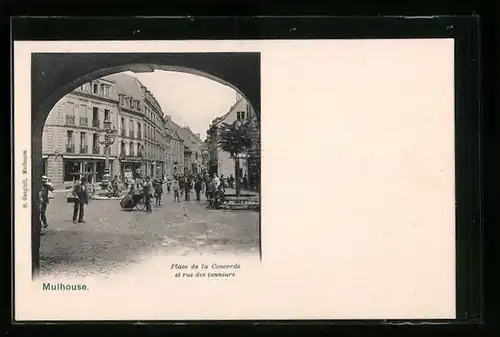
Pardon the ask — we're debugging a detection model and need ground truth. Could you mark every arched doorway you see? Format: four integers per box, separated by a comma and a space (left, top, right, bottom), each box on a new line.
31, 53, 261, 277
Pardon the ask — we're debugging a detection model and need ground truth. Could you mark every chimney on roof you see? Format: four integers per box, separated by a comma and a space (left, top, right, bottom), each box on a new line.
195, 133, 200, 139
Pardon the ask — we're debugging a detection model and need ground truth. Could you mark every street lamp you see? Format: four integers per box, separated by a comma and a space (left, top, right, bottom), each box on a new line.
98, 118, 117, 189
201, 151, 209, 174
233, 119, 243, 201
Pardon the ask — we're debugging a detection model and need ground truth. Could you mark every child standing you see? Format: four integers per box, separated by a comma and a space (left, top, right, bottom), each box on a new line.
167, 178, 171, 194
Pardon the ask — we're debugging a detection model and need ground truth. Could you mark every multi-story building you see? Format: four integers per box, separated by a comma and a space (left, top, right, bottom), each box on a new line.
105, 73, 167, 180
206, 95, 260, 189
143, 88, 167, 179
164, 115, 184, 177
170, 124, 203, 175
42, 77, 120, 188
43, 72, 197, 186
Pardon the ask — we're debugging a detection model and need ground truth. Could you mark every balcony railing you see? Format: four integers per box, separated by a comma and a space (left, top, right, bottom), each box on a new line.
92, 119, 100, 128
80, 145, 88, 154
92, 146, 100, 154
138, 152, 144, 158
66, 144, 75, 153
121, 129, 126, 137
129, 132, 135, 138
137, 132, 142, 139
104, 147, 111, 155
79, 117, 88, 127
65, 115, 75, 125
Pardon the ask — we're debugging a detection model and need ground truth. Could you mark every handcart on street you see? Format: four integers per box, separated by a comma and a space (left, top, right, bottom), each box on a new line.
120, 190, 147, 211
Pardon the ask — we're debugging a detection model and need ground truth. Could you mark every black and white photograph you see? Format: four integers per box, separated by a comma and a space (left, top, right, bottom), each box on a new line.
14, 36, 460, 321
31, 52, 261, 279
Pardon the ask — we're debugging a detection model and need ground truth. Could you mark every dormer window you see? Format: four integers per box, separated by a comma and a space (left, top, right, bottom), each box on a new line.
237, 111, 246, 120
100, 84, 110, 97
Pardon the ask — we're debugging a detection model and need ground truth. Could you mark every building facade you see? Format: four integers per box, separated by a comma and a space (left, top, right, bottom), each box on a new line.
164, 115, 184, 178
175, 125, 203, 175
42, 77, 120, 188
142, 88, 166, 179
206, 96, 260, 189
106, 73, 167, 180
43, 72, 171, 187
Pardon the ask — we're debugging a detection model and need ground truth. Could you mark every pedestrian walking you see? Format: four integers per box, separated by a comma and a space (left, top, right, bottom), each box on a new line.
172, 178, 180, 202
143, 176, 154, 213
229, 174, 235, 189
39, 175, 54, 228
184, 176, 192, 201
194, 176, 202, 201
179, 175, 185, 197
204, 174, 211, 199
154, 178, 163, 206
72, 177, 89, 223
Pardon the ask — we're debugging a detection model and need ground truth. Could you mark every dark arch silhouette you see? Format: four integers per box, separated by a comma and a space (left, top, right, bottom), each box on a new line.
30, 53, 261, 277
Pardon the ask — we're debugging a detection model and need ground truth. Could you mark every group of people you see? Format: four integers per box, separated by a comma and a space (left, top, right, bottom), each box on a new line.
38, 170, 244, 226
126, 175, 164, 213
39, 175, 90, 227
165, 172, 235, 203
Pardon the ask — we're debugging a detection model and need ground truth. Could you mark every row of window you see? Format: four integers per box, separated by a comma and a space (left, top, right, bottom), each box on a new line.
66, 99, 167, 145
119, 95, 164, 131
65, 129, 166, 159
119, 117, 143, 139
119, 117, 163, 143
145, 105, 163, 129
65, 131, 106, 154
120, 142, 143, 157
119, 95, 142, 111
66, 103, 111, 126
78, 82, 111, 97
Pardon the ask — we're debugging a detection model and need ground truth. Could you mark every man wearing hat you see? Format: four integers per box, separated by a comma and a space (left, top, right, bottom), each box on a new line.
39, 176, 54, 228
72, 177, 89, 223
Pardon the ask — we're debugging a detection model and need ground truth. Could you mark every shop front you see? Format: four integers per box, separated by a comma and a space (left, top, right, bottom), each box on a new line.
119, 155, 144, 180
62, 157, 114, 185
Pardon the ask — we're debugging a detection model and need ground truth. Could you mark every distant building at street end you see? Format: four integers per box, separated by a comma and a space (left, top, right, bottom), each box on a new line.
167, 120, 203, 176
206, 96, 260, 190
164, 115, 184, 178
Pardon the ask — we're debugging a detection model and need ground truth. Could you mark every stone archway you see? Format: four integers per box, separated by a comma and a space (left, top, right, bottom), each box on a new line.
31, 53, 261, 277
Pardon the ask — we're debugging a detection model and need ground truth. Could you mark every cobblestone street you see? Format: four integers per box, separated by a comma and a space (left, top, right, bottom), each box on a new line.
40, 191, 260, 277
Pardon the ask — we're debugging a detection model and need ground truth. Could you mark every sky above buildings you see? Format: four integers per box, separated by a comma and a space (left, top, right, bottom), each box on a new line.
121, 70, 238, 140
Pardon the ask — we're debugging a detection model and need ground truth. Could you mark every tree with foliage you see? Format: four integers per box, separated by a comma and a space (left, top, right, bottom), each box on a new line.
216, 118, 259, 200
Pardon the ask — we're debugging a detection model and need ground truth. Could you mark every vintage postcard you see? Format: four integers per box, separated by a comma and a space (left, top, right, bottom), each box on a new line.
14, 39, 456, 321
